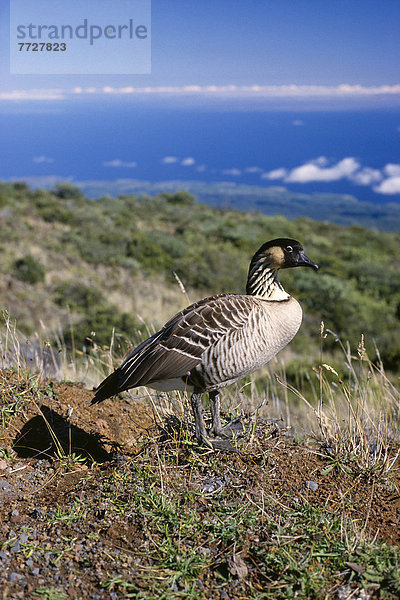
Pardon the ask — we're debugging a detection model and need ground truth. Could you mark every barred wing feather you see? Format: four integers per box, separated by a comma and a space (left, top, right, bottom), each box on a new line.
91, 294, 254, 403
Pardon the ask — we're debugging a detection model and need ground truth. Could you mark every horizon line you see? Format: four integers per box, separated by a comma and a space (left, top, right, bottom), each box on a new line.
1, 83, 400, 102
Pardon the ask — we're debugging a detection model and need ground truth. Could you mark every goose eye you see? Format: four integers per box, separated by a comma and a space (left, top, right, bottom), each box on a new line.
286, 245, 293, 252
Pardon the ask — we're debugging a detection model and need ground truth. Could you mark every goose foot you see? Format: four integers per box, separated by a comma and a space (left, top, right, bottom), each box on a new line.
198, 435, 236, 451
210, 417, 245, 438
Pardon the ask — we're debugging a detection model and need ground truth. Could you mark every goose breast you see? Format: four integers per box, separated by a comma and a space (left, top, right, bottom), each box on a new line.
188, 296, 303, 391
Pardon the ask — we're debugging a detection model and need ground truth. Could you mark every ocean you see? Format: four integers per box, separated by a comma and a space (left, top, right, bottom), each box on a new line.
0, 100, 399, 204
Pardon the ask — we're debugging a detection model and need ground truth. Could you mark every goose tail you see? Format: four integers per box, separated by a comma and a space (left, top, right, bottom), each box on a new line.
91, 369, 121, 405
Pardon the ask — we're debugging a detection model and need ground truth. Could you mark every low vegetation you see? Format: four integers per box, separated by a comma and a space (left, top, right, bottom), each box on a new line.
0, 180, 399, 598
0, 336, 399, 598
0, 181, 400, 378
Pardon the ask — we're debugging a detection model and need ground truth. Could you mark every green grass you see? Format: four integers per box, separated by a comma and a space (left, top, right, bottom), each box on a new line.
82, 448, 400, 599
0, 297, 399, 598
33, 587, 68, 600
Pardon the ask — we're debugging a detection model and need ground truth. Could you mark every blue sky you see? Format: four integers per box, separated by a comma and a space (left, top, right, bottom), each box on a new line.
0, 0, 399, 104
0, 0, 399, 197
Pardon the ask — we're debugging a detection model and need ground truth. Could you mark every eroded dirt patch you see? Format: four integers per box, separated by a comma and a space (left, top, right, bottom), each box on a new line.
1, 370, 399, 599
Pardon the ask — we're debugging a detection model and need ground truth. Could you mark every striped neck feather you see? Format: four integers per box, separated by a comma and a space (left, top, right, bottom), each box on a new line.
246, 259, 290, 300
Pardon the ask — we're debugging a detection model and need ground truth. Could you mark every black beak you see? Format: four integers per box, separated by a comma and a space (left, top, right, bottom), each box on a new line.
297, 251, 319, 270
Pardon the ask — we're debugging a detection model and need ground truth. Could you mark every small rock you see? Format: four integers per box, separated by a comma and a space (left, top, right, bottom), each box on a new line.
10, 540, 21, 553
227, 554, 248, 579
0, 459, 7, 470
31, 568, 40, 577
31, 508, 45, 520
346, 562, 365, 573
0, 551, 9, 561
305, 480, 318, 492
19, 533, 29, 544
8, 572, 23, 582
0, 481, 11, 490
10, 510, 22, 523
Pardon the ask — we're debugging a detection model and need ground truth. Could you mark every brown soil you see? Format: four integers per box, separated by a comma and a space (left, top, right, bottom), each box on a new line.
0, 370, 399, 599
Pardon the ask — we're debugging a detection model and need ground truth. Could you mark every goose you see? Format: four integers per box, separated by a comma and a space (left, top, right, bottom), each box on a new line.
91, 238, 318, 448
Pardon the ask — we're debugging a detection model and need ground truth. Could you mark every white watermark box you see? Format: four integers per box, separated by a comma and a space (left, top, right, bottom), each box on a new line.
10, 0, 151, 74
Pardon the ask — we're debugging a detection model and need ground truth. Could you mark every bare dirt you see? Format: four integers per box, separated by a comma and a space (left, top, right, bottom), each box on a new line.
0, 369, 399, 599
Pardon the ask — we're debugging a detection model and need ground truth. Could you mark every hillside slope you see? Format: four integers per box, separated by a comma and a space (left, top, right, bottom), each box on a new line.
1, 181, 400, 373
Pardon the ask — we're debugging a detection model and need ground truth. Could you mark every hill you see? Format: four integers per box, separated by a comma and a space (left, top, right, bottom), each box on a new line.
1, 182, 400, 598
74, 179, 400, 233
0, 180, 400, 378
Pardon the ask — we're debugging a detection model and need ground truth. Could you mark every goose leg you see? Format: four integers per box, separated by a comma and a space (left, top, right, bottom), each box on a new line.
190, 392, 208, 442
209, 390, 245, 438
191, 392, 235, 450
209, 391, 223, 435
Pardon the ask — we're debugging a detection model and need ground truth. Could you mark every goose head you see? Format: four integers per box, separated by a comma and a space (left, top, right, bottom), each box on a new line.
246, 238, 318, 297
252, 238, 319, 271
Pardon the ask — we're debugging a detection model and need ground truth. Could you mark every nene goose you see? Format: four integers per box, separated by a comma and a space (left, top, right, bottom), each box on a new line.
92, 238, 318, 448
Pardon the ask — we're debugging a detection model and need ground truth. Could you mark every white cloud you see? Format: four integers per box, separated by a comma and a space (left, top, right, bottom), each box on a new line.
313, 156, 329, 167
2, 83, 400, 102
221, 168, 242, 176
373, 164, 400, 194
245, 166, 263, 173
261, 168, 288, 180
374, 177, 400, 195
196, 165, 206, 172
292, 120, 304, 126
162, 156, 178, 164
259, 157, 400, 194
286, 157, 360, 183
384, 163, 400, 177
33, 155, 54, 164
350, 167, 382, 185
0, 89, 66, 101
181, 157, 195, 166
95, 83, 400, 97
102, 159, 137, 168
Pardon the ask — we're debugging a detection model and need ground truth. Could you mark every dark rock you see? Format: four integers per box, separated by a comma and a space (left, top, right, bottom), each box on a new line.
305, 480, 318, 491
10, 540, 21, 552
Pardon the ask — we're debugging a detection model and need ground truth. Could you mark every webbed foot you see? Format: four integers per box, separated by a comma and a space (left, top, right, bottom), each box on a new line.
210, 417, 246, 438
197, 435, 236, 452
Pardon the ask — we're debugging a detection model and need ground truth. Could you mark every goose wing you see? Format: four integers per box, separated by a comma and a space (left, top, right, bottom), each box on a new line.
92, 294, 254, 403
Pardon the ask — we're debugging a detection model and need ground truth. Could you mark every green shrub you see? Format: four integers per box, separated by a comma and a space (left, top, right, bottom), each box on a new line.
12, 255, 45, 285
127, 232, 173, 272
161, 191, 196, 206
52, 183, 84, 200
33, 192, 74, 224
0, 192, 9, 208
63, 304, 146, 350
54, 281, 102, 312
